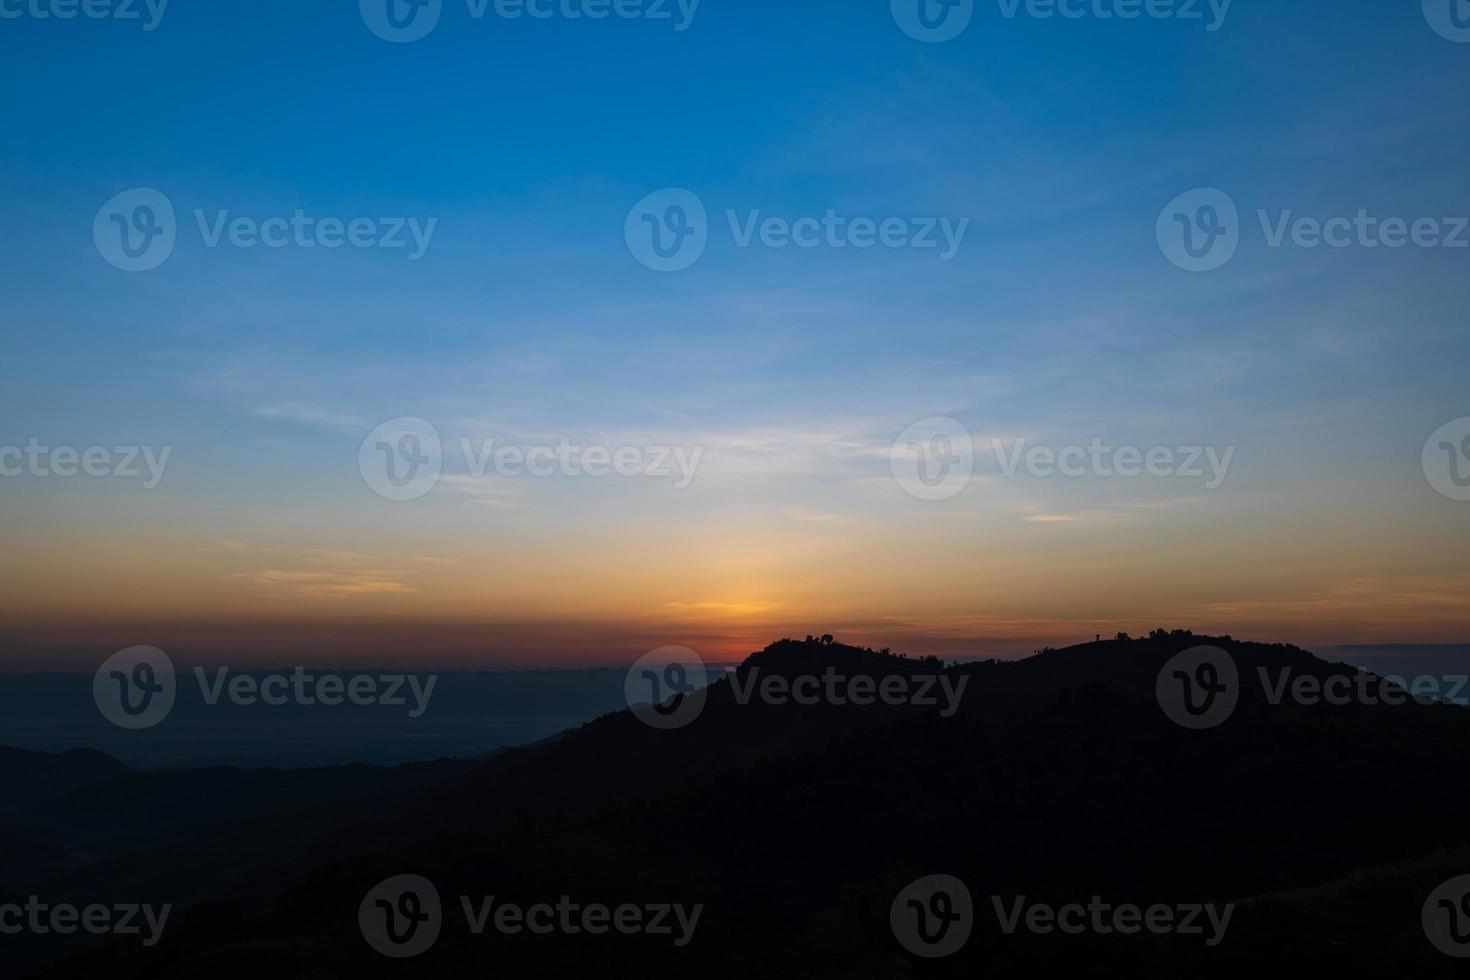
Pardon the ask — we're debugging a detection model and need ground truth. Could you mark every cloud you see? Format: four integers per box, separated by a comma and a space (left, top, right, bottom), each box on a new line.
781, 507, 858, 526
666, 600, 785, 617
439, 474, 521, 508
225, 549, 420, 600
247, 402, 365, 432
226, 570, 417, 599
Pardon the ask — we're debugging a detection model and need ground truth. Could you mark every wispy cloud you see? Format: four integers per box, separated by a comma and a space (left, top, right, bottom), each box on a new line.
226, 569, 417, 599
224, 550, 420, 600
439, 474, 521, 508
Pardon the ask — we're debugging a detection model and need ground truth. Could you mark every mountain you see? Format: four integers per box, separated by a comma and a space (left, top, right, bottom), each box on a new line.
0, 746, 129, 816
14, 632, 1470, 977
0, 668, 632, 769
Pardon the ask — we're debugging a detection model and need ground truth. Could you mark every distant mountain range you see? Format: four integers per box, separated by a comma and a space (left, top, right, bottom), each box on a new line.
0, 669, 634, 768
8, 632, 1470, 977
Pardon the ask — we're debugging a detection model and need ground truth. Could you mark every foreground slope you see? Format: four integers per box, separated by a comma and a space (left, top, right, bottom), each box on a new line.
22, 632, 1470, 977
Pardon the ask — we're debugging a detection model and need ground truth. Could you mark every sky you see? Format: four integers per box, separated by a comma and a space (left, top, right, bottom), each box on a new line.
1, 0, 1468, 667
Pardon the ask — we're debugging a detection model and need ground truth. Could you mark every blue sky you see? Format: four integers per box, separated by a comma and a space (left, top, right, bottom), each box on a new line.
2, 0, 1468, 662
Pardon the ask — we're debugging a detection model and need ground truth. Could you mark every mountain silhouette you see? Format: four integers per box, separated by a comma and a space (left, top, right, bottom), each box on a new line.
10, 632, 1470, 977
